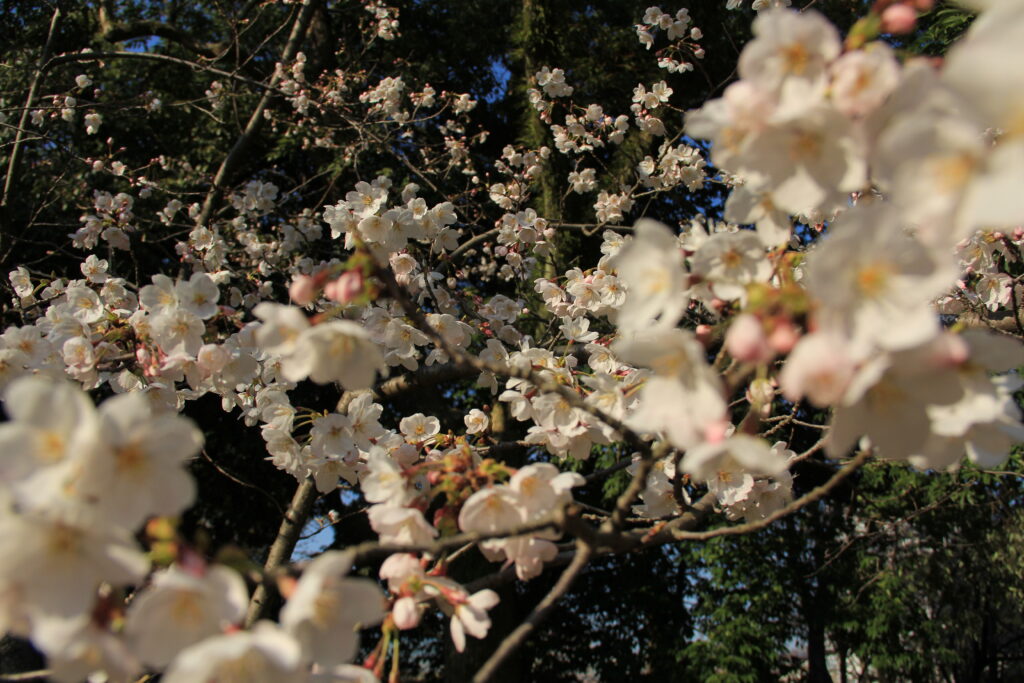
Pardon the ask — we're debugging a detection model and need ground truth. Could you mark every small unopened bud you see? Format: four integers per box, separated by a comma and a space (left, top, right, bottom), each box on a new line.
930, 334, 969, 368
695, 324, 714, 347
703, 419, 731, 445
288, 274, 316, 306
725, 314, 773, 363
881, 4, 917, 34
393, 596, 423, 630
767, 320, 800, 355
747, 377, 776, 408
324, 270, 363, 304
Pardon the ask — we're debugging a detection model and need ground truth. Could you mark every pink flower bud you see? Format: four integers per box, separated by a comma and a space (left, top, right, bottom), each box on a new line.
881, 4, 917, 34
703, 419, 731, 444
695, 324, 714, 346
767, 321, 800, 355
178, 547, 208, 577
324, 270, 363, 304
929, 334, 969, 368
393, 596, 423, 630
288, 274, 316, 306
1012, 227, 1024, 241
725, 314, 773, 363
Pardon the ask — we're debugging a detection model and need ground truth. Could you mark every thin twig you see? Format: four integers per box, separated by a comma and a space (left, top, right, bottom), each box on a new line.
446, 226, 499, 265
670, 449, 872, 542
198, 448, 285, 515
0, 672, 51, 682
603, 441, 669, 533
2, 8, 61, 213
42, 51, 287, 96
790, 436, 828, 464
584, 455, 633, 483
471, 541, 594, 683
980, 469, 1024, 478
350, 506, 574, 565
196, 0, 319, 228
463, 492, 715, 597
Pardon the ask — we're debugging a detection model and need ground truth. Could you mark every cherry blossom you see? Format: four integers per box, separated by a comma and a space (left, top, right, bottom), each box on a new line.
280, 551, 387, 668
4, 2, 1024, 679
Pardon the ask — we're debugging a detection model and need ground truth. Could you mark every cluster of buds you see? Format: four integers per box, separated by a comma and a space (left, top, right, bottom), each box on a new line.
288, 251, 375, 307
724, 276, 811, 364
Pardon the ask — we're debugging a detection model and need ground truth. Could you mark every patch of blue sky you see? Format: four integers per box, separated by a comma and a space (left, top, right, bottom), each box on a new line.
293, 519, 336, 561
484, 57, 511, 104
124, 35, 162, 53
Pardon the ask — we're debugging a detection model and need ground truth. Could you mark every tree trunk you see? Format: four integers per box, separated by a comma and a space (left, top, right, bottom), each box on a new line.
807, 616, 832, 683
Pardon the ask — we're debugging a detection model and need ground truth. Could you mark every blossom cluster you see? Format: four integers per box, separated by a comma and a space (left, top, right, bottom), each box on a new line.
3, 2, 1024, 681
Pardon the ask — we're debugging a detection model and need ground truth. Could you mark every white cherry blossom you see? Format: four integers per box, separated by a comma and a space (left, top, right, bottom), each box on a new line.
161, 621, 305, 683
280, 551, 386, 668
125, 564, 249, 667
608, 219, 687, 331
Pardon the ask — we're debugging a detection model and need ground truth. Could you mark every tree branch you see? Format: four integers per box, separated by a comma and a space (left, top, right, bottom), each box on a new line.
195, 0, 319, 229
0, 671, 51, 682
447, 226, 499, 265
603, 441, 669, 534
349, 505, 576, 566
1, 7, 60, 219
667, 449, 872, 543
198, 447, 286, 516
371, 258, 648, 453
465, 490, 715, 681
244, 476, 320, 626
42, 51, 287, 96
471, 541, 594, 683
95, 3, 223, 60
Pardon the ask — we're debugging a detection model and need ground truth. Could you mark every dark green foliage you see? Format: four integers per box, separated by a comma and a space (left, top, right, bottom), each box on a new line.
905, 1, 976, 56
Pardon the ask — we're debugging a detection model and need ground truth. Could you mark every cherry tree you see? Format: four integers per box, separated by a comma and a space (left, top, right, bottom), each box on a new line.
1, 0, 1023, 680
